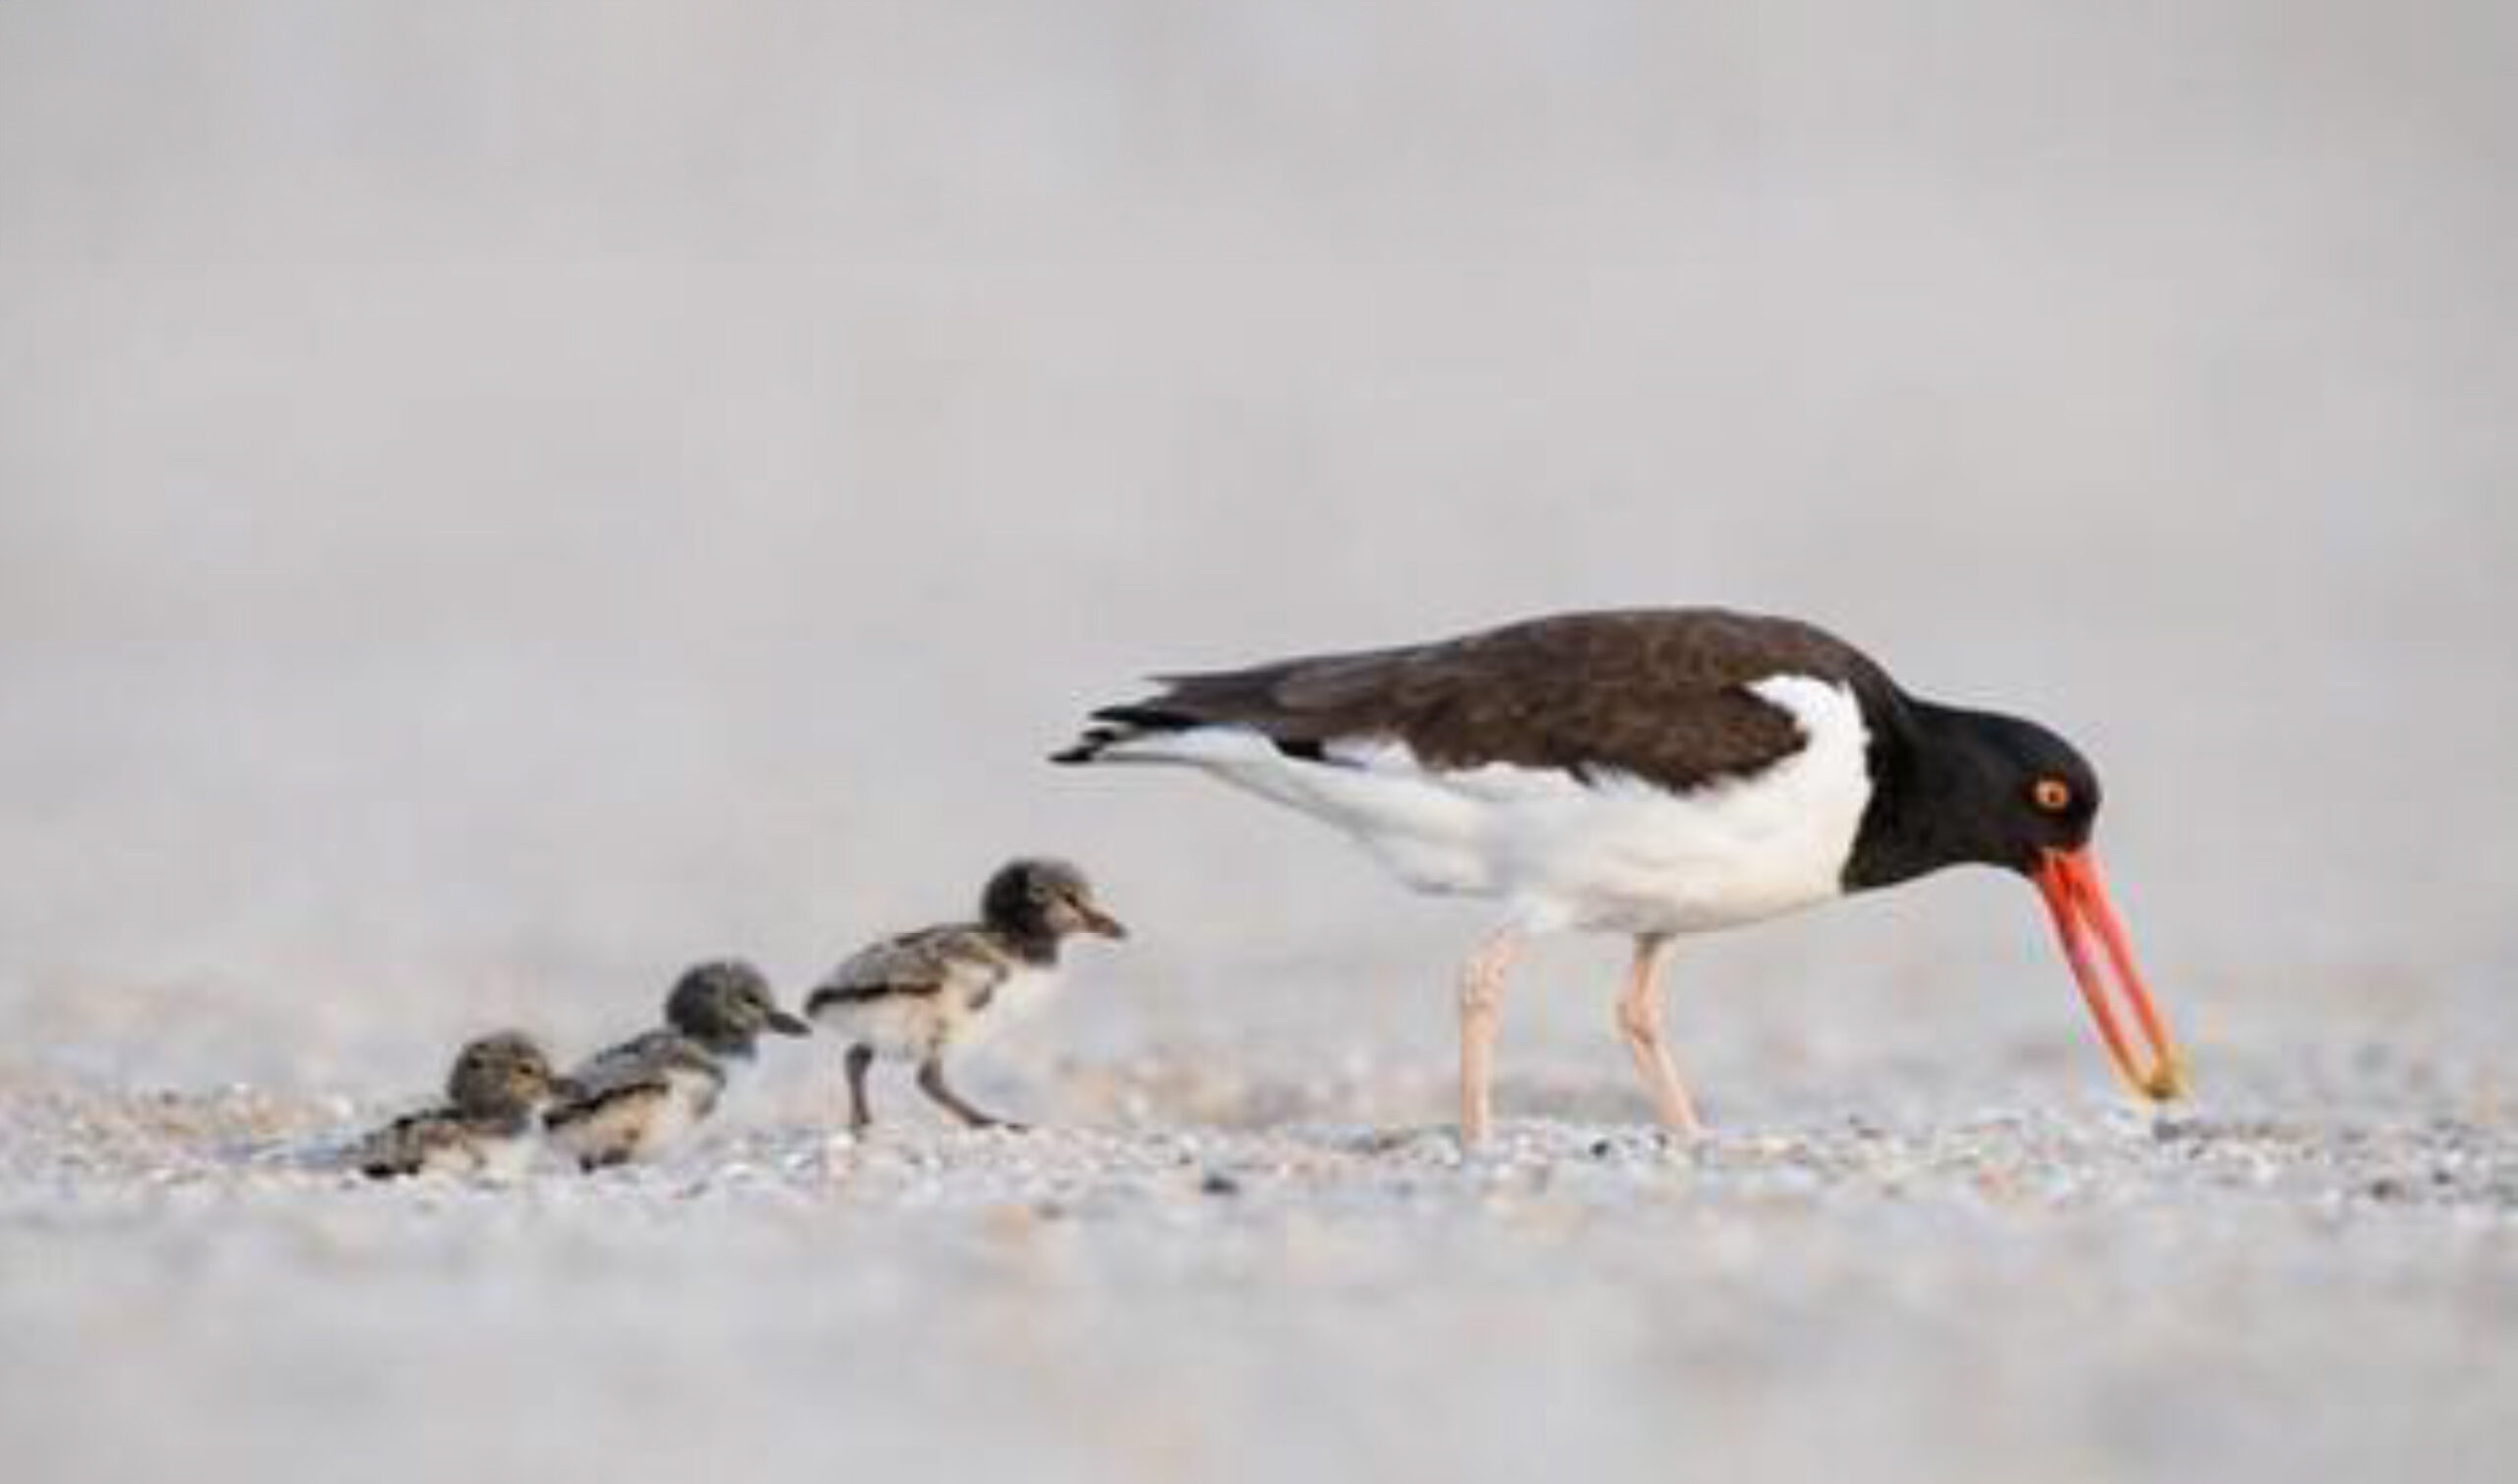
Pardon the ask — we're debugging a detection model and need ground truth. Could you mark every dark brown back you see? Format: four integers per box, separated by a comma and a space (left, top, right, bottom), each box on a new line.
1105, 608, 1895, 794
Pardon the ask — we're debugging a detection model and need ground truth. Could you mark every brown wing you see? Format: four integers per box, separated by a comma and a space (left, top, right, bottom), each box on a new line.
350, 1106, 464, 1178
1070, 608, 1889, 794
562, 1030, 680, 1094
548, 1032, 721, 1130
808, 925, 998, 1010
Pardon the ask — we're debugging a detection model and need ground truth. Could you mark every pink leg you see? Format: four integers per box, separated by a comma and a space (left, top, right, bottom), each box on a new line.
1615, 934, 1703, 1136
1458, 929, 1522, 1147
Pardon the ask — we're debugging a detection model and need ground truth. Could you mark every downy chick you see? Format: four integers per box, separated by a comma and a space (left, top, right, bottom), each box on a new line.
545, 959, 809, 1169
351, 1031, 560, 1180
809, 859, 1124, 1132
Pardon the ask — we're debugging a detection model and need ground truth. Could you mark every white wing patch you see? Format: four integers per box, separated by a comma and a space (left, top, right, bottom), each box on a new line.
1109, 674, 1872, 935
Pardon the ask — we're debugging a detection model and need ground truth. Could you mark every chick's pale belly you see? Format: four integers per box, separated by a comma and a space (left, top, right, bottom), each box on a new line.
815, 967, 1064, 1057
428, 1131, 534, 1182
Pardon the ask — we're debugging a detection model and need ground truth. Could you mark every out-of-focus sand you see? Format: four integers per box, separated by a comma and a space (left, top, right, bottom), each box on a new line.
1, 1047, 2512, 1484
4, 4, 2516, 1482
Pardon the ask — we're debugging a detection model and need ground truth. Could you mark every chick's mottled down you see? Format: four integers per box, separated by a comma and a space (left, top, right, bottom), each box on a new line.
546, 959, 809, 1169
351, 1031, 560, 1180
809, 859, 1125, 1132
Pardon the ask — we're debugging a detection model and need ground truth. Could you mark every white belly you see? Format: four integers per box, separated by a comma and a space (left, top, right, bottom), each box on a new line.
962, 965, 1062, 1047
548, 1065, 720, 1165
815, 994, 945, 1058
1122, 675, 1872, 936
813, 966, 1064, 1057
638, 1068, 719, 1152
464, 1131, 538, 1182
413, 1129, 535, 1182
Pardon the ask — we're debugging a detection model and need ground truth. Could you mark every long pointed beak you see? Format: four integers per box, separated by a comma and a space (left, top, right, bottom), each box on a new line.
2032, 848, 2185, 1101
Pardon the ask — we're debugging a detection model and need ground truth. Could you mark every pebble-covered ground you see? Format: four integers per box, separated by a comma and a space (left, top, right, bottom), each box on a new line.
4, 1042, 2510, 1484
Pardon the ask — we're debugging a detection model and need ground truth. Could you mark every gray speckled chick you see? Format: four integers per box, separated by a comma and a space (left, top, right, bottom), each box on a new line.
545, 959, 809, 1170
809, 859, 1125, 1133
351, 1031, 560, 1180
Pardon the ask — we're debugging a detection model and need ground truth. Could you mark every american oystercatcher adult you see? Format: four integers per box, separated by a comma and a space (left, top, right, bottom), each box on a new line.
1053, 607, 2181, 1144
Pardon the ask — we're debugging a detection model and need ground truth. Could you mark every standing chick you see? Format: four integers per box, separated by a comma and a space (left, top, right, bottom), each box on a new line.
809, 858, 1125, 1133
545, 959, 809, 1170
351, 1031, 561, 1180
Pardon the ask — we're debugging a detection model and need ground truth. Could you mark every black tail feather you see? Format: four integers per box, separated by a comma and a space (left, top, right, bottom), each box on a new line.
1049, 700, 1200, 765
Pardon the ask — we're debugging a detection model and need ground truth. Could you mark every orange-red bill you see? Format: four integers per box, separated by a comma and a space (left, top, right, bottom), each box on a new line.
2032, 848, 2185, 1101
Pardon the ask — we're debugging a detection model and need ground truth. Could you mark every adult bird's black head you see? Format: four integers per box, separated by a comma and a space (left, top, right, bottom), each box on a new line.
1849, 699, 2184, 1101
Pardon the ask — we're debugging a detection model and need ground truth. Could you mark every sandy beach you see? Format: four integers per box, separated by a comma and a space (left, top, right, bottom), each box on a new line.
4, 1033, 2512, 1484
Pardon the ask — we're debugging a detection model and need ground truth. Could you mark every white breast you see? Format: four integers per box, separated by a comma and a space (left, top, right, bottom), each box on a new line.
548, 1066, 721, 1166
1129, 674, 1873, 936
412, 1128, 535, 1182
464, 1131, 539, 1182
813, 962, 1063, 1057
960, 964, 1063, 1047
641, 1066, 720, 1152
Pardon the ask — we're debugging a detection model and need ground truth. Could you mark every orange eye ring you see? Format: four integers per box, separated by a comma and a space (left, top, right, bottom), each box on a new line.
2032, 777, 2073, 813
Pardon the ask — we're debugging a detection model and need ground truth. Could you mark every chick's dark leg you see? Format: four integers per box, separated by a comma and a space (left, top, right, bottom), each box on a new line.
916, 1054, 1022, 1131
843, 1043, 877, 1133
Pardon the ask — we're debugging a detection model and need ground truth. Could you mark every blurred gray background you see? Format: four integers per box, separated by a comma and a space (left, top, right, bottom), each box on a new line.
1, 0, 2512, 1106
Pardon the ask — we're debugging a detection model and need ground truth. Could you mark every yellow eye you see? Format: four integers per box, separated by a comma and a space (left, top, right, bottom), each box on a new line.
2032, 777, 2073, 813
